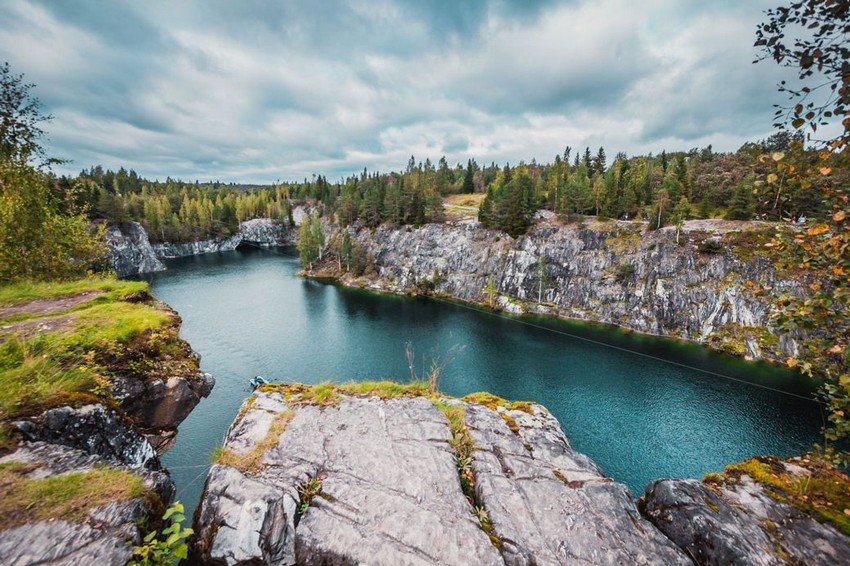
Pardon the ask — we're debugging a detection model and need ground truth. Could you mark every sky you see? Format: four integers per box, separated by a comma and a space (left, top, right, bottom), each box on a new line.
0, 0, 797, 183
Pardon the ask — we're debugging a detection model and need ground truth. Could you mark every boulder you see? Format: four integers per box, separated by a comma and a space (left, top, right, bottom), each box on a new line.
0, 442, 172, 566
641, 461, 850, 564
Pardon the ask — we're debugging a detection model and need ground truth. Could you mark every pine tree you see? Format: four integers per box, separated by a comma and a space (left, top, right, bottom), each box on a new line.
462, 159, 475, 194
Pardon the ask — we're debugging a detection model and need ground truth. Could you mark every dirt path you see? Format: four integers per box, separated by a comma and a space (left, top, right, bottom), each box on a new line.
0, 291, 105, 321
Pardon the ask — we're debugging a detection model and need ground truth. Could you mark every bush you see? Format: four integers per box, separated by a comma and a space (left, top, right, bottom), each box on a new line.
614, 263, 635, 282
698, 239, 724, 254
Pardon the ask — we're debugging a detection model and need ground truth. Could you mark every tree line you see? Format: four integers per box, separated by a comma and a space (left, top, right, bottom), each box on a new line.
50, 127, 833, 246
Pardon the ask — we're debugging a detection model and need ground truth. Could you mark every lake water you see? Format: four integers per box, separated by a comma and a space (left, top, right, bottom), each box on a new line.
148, 247, 823, 517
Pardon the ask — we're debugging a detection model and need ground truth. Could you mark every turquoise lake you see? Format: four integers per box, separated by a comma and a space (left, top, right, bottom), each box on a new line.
147, 247, 823, 517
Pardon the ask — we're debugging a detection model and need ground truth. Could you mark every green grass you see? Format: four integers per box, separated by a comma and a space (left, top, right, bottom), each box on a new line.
0, 278, 147, 311
0, 277, 196, 451
0, 464, 148, 529
261, 380, 435, 406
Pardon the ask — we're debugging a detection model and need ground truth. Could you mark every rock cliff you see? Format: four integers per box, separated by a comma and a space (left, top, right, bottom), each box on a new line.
105, 221, 165, 278
153, 218, 290, 259
191, 384, 849, 565
325, 218, 807, 363
106, 218, 291, 276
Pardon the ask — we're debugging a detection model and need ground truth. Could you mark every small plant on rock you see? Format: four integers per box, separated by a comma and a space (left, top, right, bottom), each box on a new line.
129, 501, 194, 566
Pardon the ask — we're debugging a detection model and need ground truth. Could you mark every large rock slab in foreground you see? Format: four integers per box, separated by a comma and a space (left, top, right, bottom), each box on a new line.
192, 384, 688, 565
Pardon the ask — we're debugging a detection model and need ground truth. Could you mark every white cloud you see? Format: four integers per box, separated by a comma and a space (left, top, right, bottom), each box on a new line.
0, 0, 798, 182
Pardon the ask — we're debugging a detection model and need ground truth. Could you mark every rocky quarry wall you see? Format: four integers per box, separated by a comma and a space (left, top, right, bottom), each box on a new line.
337, 218, 806, 363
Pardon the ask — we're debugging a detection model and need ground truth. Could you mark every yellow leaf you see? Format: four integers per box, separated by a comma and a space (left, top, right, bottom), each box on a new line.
807, 224, 830, 235
834, 211, 846, 222
819, 167, 832, 175
771, 152, 785, 161
786, 357, 799, 368
745, 280, 754, 287
767, 173, 778, 184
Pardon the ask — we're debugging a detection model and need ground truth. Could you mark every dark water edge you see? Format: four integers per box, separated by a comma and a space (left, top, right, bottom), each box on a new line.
145, 247, 823, 518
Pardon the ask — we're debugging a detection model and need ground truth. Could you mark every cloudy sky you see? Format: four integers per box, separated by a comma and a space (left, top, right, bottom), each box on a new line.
0, 0, 795, 183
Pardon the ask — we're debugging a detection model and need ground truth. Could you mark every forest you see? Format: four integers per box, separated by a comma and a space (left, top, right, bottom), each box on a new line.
50, 129, 834, 243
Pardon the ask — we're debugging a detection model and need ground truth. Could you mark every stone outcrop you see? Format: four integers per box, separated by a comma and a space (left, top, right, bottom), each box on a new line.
0, 442, 172, 566
193, 385, 850, 565
0, 286, 213, 566
105, 221, 165, 278
111, 371, 215, 453
640, 459, 850, 564
331, 218, 807, 363
191, 386, 689, 565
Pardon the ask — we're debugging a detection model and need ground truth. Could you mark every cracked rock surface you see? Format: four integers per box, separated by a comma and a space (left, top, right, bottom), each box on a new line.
641, 474, 850, 565
192, 390, 689, 565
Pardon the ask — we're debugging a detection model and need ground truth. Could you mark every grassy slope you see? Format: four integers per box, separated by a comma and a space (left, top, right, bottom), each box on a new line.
0, 276, 199, 451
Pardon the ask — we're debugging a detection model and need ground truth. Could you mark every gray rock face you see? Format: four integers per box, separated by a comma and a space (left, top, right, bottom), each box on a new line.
345, 220, 805, 362
105, 221, 166, 277
641, 476, 850, 565
464, 403, 689, 565
106, 218, 292, 275
153, 218, 290, 259
0, 442, 171, 566
192, 391, 689, 565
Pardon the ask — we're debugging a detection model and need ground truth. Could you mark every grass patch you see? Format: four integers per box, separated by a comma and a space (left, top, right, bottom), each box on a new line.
718, 455, 850, 536
0, 277, 198, 452
296, 476, 324, 518
0, 464, 148, 530
461, 391, 535, 434
432, 400, 502, 550
213, 410, 295, 473
461, 392, 535, 415
0, 278, 148, 313
260, 380, 437, 407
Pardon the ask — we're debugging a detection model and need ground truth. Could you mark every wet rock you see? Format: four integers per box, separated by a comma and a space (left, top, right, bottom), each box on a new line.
641, 475, 850, 565
14, 404, 158, 469
106, 221, 166, 278
192, 389, 690, 565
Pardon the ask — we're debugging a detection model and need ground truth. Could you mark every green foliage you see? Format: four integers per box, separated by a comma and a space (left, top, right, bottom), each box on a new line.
698, 239, 724, 254
129, 502, 194, 566
614, 262, 636, 282
296, 477, 324, 516
720, 456, 850, 536
754, 0, 850, 459
296, 212, 325, 269
0, 162, 107, 282
755, 1, 850, 141
0, 62, 50, 165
